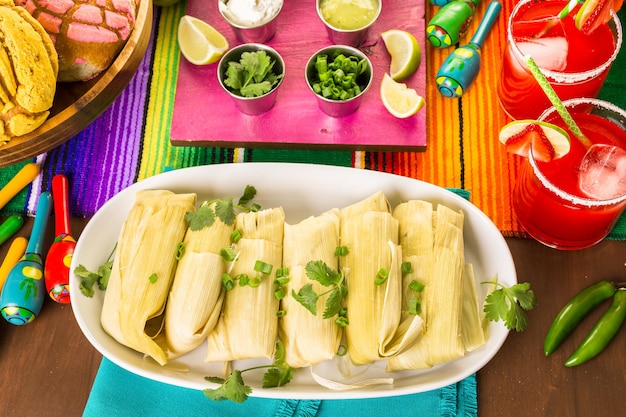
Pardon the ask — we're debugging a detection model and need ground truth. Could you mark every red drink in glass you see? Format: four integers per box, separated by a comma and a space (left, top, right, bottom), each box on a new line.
498, 0, 622, 120
513, 99, 626, 249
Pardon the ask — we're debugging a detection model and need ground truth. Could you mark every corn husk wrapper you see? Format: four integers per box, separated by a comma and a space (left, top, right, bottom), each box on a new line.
164, 202, 233, 358
101, 190, 196, 366
205, 207, 285, 362
424, 205, 465, 364
386, 200, 434, 371
388, 203, 466, 370
280, 209, 342, 368
339, 192, 422, 366
461, 263, 487, 351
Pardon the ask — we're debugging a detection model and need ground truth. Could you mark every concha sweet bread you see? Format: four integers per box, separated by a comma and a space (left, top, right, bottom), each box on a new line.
16, 0, 137, 82
0, 0, 58, 145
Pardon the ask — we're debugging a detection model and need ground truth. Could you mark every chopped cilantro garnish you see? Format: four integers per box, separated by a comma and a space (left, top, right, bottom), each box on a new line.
482, 281, 537, 332
185, 186, 258, 231
203, 342, 294, 403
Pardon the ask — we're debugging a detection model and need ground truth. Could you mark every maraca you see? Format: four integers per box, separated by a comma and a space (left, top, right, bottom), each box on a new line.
44, 174, 74, 304
436, 1, 502, 98
0, 192, 52, 325
427, 0, 482, 48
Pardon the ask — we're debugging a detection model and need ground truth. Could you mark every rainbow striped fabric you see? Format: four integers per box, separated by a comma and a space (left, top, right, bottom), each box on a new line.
0, 1, 625, 240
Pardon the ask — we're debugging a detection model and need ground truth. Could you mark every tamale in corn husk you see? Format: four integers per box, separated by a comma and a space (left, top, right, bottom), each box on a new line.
164, 201, 233, 358
100, 190, 196, 366
339, 192, 422, 366
280, 209, 342, 368
388, 203, 466, 370
386, 200, 434, 371
205, 207, 285, 362
424, 204, 466, 364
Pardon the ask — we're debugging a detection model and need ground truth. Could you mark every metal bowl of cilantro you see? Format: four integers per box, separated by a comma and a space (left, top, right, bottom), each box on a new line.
218, 43, 285, 115
305, 45, 373, 118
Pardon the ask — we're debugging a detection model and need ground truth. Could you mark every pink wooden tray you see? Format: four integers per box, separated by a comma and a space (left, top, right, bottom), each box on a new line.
170, 0, 426, 151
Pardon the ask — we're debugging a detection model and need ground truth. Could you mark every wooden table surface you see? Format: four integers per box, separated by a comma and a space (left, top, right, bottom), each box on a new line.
0, 217, 624, 416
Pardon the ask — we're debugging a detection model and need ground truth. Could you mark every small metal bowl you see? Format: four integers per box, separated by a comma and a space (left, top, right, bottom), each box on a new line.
305, 45, 373, 118
218, 0, 283, 43
218, 43, 285, 115
316, 0, 381, 47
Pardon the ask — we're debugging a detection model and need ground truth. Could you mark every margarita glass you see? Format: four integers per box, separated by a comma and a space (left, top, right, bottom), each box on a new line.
513, 98, 626, 249
498, 0, 622, 120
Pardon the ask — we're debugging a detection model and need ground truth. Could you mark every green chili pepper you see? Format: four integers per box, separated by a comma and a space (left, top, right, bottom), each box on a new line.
544, 280, 616, 356
565, 288, 626, 367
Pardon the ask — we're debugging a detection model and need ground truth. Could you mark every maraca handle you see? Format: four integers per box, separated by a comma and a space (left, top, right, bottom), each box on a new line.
52, 174, 71, 236
470, 1, 502, 48
0, 163, 39, 210
27, 192, 52, 255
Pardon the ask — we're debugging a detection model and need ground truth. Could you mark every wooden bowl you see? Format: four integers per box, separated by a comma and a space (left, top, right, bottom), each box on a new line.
0, 0, 153, 168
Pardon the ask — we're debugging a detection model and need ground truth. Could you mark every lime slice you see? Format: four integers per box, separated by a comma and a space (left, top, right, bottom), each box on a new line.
381, 29, 421, 81
499, 120, 571, 161
380, 73, 425, 119
178, 15, 229, 65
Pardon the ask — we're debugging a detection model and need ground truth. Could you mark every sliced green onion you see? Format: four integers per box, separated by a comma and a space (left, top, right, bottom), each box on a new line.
335, 246, 349, 257
249, 276, 262, 288
254, 260, 273, 275
222, 273, 235, 291
409, 279, 425, 292
375, 268, 389, 285
220, 247, 237, 262
230, 229, 242, 243
175, 242, 185, 260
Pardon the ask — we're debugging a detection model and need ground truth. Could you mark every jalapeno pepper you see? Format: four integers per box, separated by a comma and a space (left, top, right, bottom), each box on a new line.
565, 288, 626, 367
544, 280, 616, 356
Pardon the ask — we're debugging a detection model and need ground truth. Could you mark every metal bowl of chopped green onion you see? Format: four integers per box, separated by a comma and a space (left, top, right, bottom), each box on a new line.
217, 43, 285, 115
305, 45, 373, 118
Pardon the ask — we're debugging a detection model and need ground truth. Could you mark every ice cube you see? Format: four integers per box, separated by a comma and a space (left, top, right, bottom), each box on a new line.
517, 37, 568, 72
578, 144, 626, 200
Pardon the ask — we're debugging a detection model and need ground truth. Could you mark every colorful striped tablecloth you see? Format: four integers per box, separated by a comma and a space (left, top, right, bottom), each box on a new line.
1, 1, 625, 240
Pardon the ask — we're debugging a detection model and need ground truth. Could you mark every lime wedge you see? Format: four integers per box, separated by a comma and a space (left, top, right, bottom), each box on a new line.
178, 15, 229, 65
381, 29, 421, 81
499, 120, 571, 161
380, 73, 425, 119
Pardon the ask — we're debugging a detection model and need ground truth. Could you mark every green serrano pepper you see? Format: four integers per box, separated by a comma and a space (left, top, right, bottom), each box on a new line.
565, 288, 626, 367
543, 280, 616, 356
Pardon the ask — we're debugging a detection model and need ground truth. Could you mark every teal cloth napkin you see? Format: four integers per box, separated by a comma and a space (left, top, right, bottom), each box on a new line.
83, 358, 477, 417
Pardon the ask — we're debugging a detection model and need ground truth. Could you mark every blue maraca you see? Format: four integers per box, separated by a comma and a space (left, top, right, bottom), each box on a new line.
436, 1, 501, 98
0, 191, 52, 325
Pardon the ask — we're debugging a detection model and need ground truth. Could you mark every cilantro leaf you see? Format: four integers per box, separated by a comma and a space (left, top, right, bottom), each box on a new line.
74, 250, 114, 297
186, 204, 216, 231
203, 341, 294, 403
214, 197, 235, 225
263, 366, 293, 388
202, 370, 251, 403
238, 185, 257, 206
74, 265, 98, 297
323, 285, 347, 319
185, 186, 259, 231
223, 51, 283, 98
483, 281, 537, 332
291, 284, 319, 315
293, 260, 347, 322
305, 260, 342, 286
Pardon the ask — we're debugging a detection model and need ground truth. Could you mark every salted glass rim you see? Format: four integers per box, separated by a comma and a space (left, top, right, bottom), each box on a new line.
529, 98, 626, 207
508, 0, 623, 84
